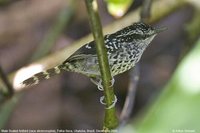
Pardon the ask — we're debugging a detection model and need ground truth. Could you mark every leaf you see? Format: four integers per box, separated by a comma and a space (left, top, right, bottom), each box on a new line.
105, 0, 134, 18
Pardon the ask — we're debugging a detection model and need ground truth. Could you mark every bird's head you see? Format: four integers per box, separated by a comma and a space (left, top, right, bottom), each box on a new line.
128, 22, 166, 39
118, 22, 167, 49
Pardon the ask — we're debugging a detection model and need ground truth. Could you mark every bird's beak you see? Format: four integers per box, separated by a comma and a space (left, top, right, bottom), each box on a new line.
154, 26, 167, 34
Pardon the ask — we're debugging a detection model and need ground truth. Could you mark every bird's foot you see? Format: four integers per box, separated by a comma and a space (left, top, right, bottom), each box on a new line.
97, 80, 103, 91
100, 95, 117, 109
90, 78, 103, 91
90, 77, 115, 91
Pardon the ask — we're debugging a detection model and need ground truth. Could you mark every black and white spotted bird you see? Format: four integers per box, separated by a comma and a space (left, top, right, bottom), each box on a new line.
22, 22, 165, 88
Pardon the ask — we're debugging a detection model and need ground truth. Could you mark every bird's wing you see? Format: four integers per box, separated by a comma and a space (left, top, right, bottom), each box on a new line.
64, 34, 114, 63
64, 40, 97, 63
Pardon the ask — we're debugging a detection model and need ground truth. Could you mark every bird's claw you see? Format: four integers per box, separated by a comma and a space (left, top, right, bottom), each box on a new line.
98, 77, 115, 90
110, 77, 115, 87
100, 95, 117, 109
90, 78, 103, 91
97, 79, 104, 91
91, 77, 117, 108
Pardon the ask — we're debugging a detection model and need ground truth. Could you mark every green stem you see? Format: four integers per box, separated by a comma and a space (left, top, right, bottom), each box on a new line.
84, 0, 118, 129
140, 0, 153, 22
0, 65, 13, 97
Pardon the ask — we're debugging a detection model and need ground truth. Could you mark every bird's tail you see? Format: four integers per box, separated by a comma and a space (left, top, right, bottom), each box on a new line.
21, 64, 66, 87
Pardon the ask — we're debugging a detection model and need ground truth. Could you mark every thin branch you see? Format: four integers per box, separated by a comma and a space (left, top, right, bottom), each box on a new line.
140, 0, 153, 22
119, 65, 140, 128
185, 9, 200, 42
0, 65, 13, 97
85, 0, 118, 129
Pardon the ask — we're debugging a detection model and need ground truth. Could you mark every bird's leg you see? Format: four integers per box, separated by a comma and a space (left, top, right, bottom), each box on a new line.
100, 95, 117, 109
90, 77, 103, 91
90, 76, 115, 91
91, 76, 117, 109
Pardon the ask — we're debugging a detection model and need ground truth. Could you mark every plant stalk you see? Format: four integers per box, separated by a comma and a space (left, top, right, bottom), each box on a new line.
85, 0, 118, 129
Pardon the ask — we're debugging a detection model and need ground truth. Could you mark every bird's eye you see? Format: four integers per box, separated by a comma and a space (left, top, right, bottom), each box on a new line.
143, 26, 150, 32
143, 26, 149, 31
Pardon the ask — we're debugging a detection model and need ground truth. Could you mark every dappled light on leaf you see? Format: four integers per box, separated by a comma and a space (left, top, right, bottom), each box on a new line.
178, 50, 200, 94
105, 0, 134, 18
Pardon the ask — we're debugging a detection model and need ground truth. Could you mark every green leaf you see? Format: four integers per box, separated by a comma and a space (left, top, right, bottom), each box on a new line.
105, 0, 134, 18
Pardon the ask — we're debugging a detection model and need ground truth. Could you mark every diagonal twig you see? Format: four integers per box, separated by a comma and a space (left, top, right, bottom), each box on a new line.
0, 65, 14, 97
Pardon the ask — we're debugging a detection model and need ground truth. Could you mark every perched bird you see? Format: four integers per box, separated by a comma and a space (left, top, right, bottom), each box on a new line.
22, 22, 165, 88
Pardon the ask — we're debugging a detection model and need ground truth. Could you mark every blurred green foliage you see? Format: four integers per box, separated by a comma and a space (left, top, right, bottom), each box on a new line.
0, 0, 13, 6
105, 0, 134, 17
121, 39, 200, 133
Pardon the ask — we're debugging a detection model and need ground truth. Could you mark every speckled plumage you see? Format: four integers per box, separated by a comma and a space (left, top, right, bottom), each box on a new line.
22, 22, 163, 86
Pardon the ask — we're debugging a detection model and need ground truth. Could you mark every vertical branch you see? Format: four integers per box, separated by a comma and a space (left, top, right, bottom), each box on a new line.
140, 0, 153, 22
84, 0, 118, 129
119, 65, 140, 128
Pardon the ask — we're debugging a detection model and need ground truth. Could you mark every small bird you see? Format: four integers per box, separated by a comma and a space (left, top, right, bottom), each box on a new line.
22, 22, 165, 88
